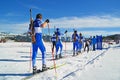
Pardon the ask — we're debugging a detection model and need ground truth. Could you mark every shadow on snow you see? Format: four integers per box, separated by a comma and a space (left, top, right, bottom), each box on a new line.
0, 73, 31, 76
0, 59, 29, 62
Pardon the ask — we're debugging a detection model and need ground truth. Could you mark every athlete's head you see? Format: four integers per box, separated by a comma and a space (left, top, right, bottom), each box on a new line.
36, 13, 42, 19
79, 33, 82, 36
56, 28, 59, 31
74, 30, 77, 34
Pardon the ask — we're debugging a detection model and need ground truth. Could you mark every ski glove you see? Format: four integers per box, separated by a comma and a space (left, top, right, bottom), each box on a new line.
45, 19, 49, 23
64, 30, 67, 34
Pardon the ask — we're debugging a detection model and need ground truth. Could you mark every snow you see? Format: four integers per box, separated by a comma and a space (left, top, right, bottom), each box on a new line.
0, 41, 120, 80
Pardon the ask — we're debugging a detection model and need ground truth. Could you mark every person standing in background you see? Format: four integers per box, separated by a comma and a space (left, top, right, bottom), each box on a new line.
92, 36, 97, 51
78, 33, 83, 53
72, 30, 79, 56
51, 32, 57, 53
55, 28, 63, 59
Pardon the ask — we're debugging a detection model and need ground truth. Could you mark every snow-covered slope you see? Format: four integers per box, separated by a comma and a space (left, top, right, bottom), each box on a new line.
0, 42, 120, 80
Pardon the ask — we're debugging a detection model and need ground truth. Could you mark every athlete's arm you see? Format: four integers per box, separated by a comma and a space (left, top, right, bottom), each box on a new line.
41, 19, 49, 28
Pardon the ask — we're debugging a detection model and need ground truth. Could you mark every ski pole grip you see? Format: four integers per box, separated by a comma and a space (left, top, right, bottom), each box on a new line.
64, 30, 67, 34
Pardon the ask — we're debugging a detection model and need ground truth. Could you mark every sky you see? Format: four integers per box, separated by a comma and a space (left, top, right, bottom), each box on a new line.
0, 0, 120, 37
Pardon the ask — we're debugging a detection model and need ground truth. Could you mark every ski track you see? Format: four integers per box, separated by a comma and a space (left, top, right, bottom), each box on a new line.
26, 43, 109, 80
0, 42, 120, 80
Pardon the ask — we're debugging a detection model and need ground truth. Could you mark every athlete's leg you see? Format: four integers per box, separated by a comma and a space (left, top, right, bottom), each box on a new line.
73, 42, 76, 55
56, 41, 59, 55
75, 41, 79, 54
59, 41, 63, 54
32, 43, 38, 67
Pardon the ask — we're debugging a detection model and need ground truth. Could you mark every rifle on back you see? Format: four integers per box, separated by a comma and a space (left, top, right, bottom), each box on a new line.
28, 9, 36, 43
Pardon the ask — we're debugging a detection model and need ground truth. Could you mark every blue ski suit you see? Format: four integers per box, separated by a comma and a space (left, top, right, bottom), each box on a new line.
51, 33, 56, 52
56, 30, 63, 55
32, 19, 46, 67
78, 36, 83, 52
72, 33, 79, 53
92, 37, 97, 51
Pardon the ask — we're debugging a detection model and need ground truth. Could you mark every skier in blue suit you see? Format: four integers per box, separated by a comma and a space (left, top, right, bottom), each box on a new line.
31, 13, 49, 74
92, 36, 97, 51
72, 30, 79, 56
55, 28, 63, 59
51, 32, 57, 52
78, 33, 83, 53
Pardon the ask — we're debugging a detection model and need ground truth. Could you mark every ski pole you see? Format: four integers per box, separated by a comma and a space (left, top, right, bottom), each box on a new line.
29, 8, 32, 72
64, 30, 68, 54
54, 26, 56, 32
48, 24, 57, 75
29, 45, 32, 72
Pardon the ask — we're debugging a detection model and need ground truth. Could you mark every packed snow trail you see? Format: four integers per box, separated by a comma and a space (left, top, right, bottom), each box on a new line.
0, 42, 120, 80
22, 62, 66, 80
59, 48, 109, 80
27, 47, 109, 80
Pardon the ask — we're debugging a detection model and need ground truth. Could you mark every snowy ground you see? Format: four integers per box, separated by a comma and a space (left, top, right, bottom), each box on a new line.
0, 41, 120, 80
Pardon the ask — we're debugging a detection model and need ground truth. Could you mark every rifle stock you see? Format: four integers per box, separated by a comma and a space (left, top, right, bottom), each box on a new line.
29, 9, 36, 43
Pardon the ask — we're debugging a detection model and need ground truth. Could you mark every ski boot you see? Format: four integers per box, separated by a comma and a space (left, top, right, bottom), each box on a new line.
33, 66, 37, 74
59, 54, 62, 58
73, 52, 75, 56
42, 64, 49, 71
76, 52, 79, 55
78, 50, 81, 53
55, 55, 58, 60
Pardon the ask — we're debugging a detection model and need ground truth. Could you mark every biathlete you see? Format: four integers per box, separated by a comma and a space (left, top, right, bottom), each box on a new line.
51, 32, 57, 53
55, 28, 67, 59
72, 30, 79, 56
30, 13, 49, 74
78, 33, 83, 53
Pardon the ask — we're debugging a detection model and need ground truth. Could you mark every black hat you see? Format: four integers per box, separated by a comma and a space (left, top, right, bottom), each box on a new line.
74, 30, 77, 33
36, 13, 42, 19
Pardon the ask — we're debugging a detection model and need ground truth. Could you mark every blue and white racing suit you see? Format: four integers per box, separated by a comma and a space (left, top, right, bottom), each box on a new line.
32, 19, 46, 67
56, 31, 63, 55
78, 36, 83, 52
72, 33, 79, 53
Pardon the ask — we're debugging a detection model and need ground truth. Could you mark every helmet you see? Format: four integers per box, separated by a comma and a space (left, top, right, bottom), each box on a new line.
74, 30, 77, 33
36, 13, 42, 19
80, 33, 82, 35
56, 28, 59, 31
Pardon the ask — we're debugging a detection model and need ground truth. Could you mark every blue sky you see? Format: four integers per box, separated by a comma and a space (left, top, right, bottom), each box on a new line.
0, 0, 120, 36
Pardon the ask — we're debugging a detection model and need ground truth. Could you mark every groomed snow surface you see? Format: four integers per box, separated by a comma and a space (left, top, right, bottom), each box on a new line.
0, 41, 120, 80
